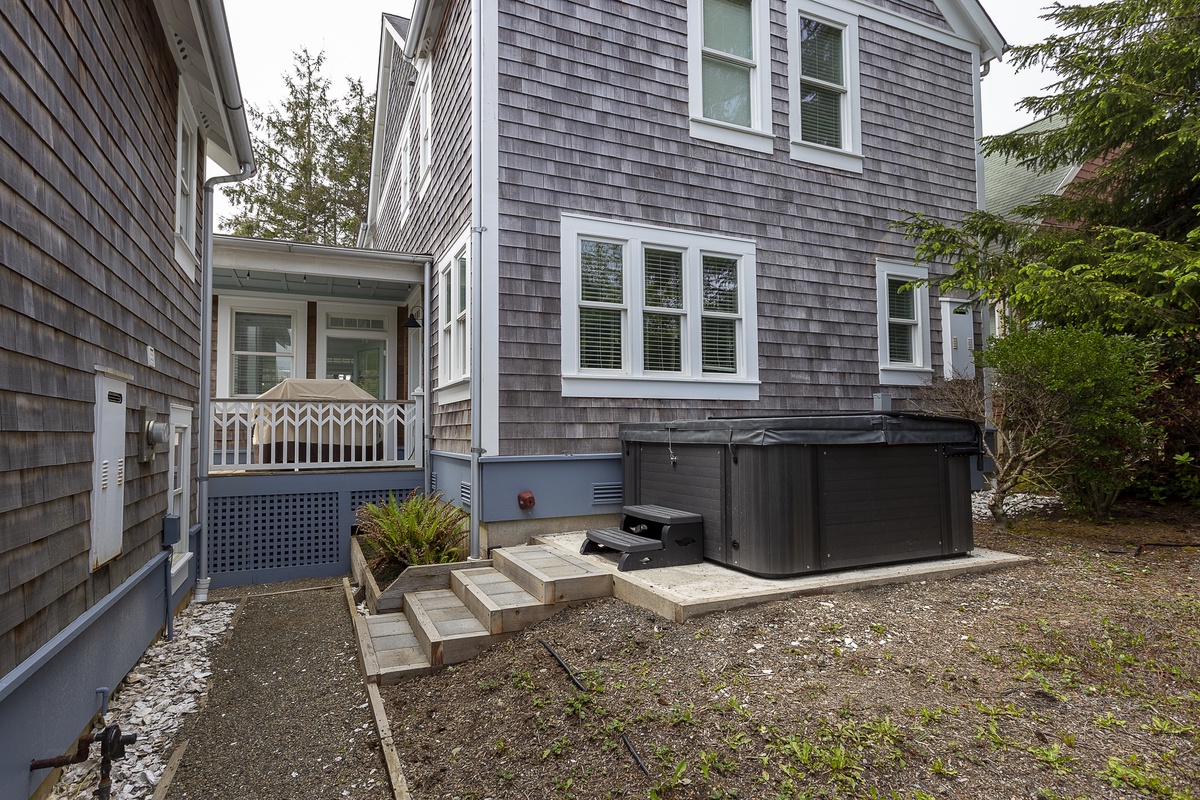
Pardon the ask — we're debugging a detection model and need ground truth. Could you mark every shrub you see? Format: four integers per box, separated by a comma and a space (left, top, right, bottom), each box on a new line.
355, 489, 468, 570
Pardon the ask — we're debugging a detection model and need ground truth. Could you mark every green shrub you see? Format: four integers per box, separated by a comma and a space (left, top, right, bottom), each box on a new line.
355, 490, 468, 570
981, 327, 1161, 517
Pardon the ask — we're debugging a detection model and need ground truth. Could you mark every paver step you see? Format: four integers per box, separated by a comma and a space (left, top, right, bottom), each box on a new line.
451, 567, 569, 634
493, 544, 613, 604
403, 588, 516, 666
363, 614, 432, 685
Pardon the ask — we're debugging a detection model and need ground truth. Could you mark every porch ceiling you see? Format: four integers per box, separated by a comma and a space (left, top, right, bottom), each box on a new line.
213, 268, 417, 303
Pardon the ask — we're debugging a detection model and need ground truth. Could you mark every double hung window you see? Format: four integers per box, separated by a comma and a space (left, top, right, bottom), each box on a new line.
563, 215, 759, 400
876, 260, 931, 385
690, 0, 773, 152
437, 235, 471, 402
231, 311, 294, 396
787, 1, 862, 171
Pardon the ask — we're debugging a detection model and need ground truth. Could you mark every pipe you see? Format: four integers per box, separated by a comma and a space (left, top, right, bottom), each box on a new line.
423, 259, 432, 496
467, 0, 485, 560
194, 0, 256, 601
163, 548, 173, 641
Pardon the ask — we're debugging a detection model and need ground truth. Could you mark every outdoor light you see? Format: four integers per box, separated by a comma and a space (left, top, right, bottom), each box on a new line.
404, 306, 423, 328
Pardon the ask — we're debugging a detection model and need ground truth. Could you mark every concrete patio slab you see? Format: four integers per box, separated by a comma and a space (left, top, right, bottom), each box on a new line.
534, 532, 1032, 623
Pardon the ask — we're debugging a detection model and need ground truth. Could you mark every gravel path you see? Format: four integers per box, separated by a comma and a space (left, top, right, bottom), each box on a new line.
166, 583, 391, 800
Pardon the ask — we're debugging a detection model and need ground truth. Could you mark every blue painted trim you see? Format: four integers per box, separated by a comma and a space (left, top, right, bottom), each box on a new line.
479, 452, 621, 464
429, 450, 470, 462
0, 552, 168, 705
478, 453, 623, 522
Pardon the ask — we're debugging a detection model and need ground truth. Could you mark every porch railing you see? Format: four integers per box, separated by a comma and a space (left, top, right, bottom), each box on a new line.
209, 397, 423, 471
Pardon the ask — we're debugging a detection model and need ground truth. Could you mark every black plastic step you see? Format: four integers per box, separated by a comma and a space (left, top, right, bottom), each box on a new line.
584, 528, 664, 553
622, 504, 703, 525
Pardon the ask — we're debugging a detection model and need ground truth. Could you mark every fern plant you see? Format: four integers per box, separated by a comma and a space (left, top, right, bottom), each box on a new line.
355, 489, 468, 569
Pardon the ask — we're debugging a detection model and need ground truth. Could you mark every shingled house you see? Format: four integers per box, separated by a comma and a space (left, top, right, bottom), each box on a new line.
0, 1, 252, 796
355, 0, 1005, 551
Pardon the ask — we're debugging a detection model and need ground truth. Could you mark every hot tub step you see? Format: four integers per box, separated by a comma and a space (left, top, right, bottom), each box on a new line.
583, 528, 664, 553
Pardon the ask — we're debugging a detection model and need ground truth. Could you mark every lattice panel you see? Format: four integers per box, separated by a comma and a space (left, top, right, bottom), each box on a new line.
209, 493, 341, 575
349, 488, 409, 509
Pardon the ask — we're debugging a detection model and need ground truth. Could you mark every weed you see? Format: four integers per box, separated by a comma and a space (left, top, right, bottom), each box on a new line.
1099, 754, 1197, 799
1028, 743, 1076, 774
929, 757, 957, 777
509, 670, 536, 691
668, 702, 696, 727
1092, 712, 1126, 729
541, 737, 569, 760
1142, 716, 1195, 736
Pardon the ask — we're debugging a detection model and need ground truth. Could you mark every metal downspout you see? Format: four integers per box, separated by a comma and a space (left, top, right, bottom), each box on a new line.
423, 259, 432, 496
467, 0, 484, 560
194, 0, 255, 601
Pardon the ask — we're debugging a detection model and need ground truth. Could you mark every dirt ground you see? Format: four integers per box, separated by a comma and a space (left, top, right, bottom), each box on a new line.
381, 501, 1200, 800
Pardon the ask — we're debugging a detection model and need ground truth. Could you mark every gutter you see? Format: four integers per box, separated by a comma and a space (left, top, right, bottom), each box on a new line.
194, 0, 256, 601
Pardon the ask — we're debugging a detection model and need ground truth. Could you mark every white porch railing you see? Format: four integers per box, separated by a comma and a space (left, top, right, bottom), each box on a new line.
210, 397, 424, 471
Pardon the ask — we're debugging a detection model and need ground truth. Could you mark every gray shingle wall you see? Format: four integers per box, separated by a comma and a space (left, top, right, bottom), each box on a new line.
374, 2, 474, 453
864, 0, 952, 30
493, 0, 977, 455
1, 0, 200, 671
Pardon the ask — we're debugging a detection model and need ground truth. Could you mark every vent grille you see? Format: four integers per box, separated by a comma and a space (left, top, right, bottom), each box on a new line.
430, 472, 437, 492
460, 481, 472, 507
592, 481, 623, 505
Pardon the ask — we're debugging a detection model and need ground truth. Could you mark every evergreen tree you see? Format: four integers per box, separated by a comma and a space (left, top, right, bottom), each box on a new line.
222, 49, 375, 247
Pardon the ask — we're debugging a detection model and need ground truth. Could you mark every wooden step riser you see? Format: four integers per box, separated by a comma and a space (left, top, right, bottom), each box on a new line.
493, 547, 613, 604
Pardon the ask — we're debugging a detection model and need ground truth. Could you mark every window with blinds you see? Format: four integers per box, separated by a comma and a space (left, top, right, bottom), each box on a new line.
231, 311, 294, 395
875, 260, 931, 385
886, 278, 917, 364
798, 17, 845, 149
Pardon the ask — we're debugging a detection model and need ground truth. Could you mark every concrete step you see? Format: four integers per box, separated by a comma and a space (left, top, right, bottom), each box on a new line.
363, 613, 432, 685
493, 544, 613, 604
403, 588, 515, 666
451, 567, 569, 634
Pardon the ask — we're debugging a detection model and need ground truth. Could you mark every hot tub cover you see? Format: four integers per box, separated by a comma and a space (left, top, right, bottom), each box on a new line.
619, 413, 981, 448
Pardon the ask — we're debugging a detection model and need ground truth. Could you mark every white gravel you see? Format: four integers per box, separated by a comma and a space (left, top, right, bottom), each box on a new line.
46, 602, 237, 800
971, 489, 1062, 521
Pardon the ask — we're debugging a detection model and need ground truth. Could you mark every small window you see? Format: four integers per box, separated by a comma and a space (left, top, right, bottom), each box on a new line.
689, 0, 773, 153
437, 233, 471, 401
876, 260, 931, 386
787, 2, 862, 172
232, 311, 294, 396
561, 214, 759, 400
174, 84, 201, 273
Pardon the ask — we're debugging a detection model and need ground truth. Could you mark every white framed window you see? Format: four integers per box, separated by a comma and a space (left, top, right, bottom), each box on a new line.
167, 404, 193, 593
561, 214, 759, 400
787, 0, 862, 172
688, 0, 774, 154
174, 83, 200, 275
437, 232, 471, 404
317, 304, 397, 400
876, 260, 931, 386
230, 309, 296, 396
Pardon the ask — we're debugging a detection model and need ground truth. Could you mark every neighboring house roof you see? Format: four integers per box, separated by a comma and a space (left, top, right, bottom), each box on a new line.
982, 116, 1080, 220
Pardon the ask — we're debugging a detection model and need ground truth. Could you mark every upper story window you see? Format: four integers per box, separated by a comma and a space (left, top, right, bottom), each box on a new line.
689, 0, 773, 154
562, 214, 759, 400
174, 84, 200, 275
787, 1, 862, 172
876, 260, 931, 386
437, 231, 471, 404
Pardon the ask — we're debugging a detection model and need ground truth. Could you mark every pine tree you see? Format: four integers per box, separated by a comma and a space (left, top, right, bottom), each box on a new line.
221, 49, 375, 247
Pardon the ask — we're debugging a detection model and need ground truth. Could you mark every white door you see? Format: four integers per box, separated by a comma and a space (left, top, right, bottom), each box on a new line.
168, 405, 193, 591
941, 300, 976, 379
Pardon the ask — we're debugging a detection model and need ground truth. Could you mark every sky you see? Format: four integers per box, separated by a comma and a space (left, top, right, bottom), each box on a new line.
214, 0, 1066, 196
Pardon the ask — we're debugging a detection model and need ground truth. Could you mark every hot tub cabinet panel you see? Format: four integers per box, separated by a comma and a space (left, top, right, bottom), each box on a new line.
619, 415, 979, 578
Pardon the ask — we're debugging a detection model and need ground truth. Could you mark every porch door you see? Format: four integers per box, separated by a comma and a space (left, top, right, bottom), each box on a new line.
941, 300, 975, 379
353, 344, 385, 400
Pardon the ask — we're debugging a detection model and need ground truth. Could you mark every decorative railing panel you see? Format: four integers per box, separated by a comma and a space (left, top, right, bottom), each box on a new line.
210, 399, 423, 471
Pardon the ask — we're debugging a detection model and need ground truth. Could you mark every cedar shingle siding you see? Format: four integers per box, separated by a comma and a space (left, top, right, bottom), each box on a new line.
377, 0, 979, 458
0, 0, 197, 672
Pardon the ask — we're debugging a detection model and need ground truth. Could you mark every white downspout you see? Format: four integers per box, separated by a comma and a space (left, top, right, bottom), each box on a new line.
467, 0, 484, 560
194, 0, 255, 602
423, 259, 432, 496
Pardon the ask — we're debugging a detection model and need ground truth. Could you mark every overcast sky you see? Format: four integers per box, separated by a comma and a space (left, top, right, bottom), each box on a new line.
216, 0, 1065, 201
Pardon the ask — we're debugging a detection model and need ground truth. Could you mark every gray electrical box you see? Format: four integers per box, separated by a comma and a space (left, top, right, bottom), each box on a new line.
162, 514, 181, 546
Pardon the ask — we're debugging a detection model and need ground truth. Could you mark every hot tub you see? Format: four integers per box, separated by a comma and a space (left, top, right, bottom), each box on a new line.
618, 413, 981, 578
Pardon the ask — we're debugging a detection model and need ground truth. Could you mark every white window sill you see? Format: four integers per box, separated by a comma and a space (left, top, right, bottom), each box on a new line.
562, 374, 760, 401
170, 550, 193, 595
790, 141, 864, 173
689, 118, 774, 154
436, 378, 471, 405
879, 366, 933, 387
173, 235, 200, 281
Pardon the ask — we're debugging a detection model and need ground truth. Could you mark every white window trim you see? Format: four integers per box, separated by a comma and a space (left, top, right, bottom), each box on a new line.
876, 259, 932, 386
215, 296, 307, 397
436, 230, 472, 405
786, 0, 863, 172
168, 404, 193, 594
687, 0, 774, 154
315, 302, 398, 400
561, 214, 760, 400
174, 81, 201, 277
416, 57, 432, 194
